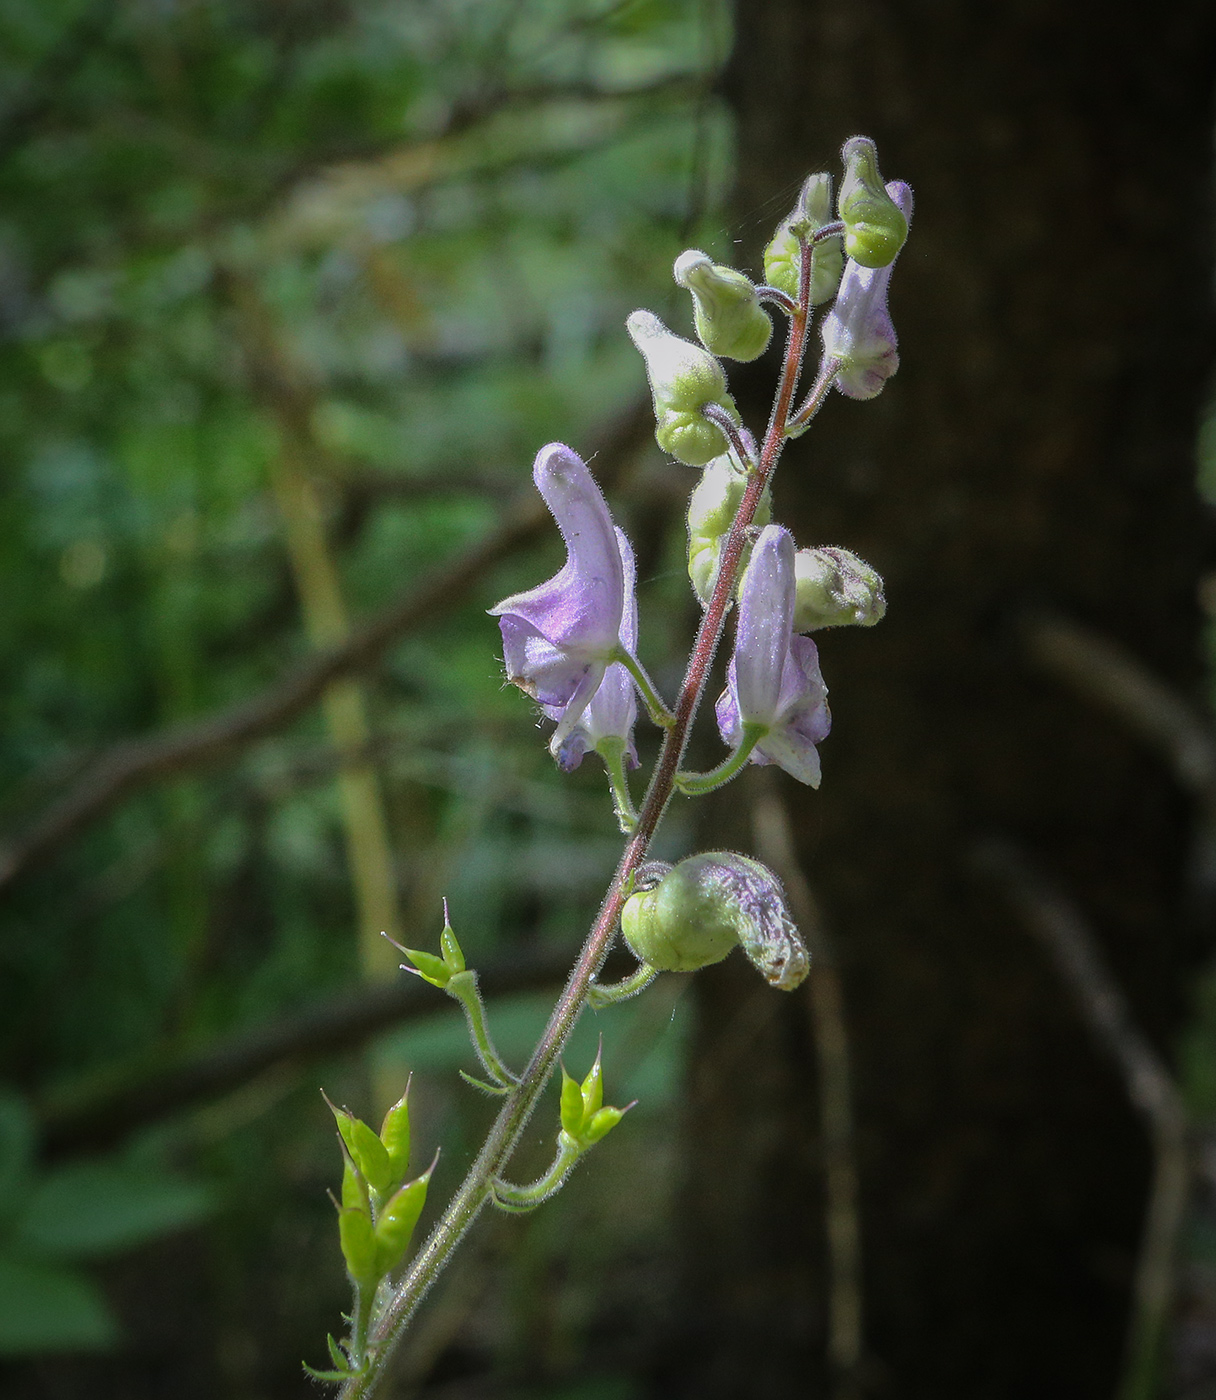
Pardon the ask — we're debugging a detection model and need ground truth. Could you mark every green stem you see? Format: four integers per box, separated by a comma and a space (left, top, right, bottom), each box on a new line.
675, 723, 766, 796
335, 195, 818, 1400
446, 972, 518, 1089
490, 1135, 582, 1213
615, 648, 675, 728
349, 1282, 376, 1370
597, 737, 639, 834
587, 962, 657, 1009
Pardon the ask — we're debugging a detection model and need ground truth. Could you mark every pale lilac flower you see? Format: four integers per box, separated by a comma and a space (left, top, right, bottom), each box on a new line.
715, 525, 831, 788
545, 528, 639, 772
489, 443, 627, 748
820, 180, 914, 400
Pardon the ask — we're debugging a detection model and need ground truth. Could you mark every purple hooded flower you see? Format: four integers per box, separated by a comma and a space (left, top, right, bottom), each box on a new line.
545, 528, 640, 772
715, 525, 831, 788
819, 180, 914, 400
488, 443, 628, 748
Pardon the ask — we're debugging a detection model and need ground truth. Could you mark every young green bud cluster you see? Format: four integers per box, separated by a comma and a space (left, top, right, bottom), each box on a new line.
686, 454, 772, 606
621, 851, 809, 989
763, 172, 844, 307
793, 546, 886, 631
673, 250, 772, 362
326, 1087, 433, 1290
626, 309, 742, 467
559, 1052, 627, 1150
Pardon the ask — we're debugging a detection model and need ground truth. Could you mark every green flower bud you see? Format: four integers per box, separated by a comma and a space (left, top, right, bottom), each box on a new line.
558, 1056, 629, 1151
439, 899, 465, 973
340, 1154, 367, 1212
403, 904, 467, 989
621, 852, 809, 989
626, 309, 741, 467
686, 455, 772, 605
559, 1065, 586, 1139
373, 1165, 432, 1277
327, 1097, 393, 1198
838, 136, 907, 269
579, 1053, 603, 1119
793, 547, 886, 632
378, 1083, 412, 1189
673, 250, 772, 362
401, 946, 452, 988
583, 1107, 624, 1145
763, 172, 844, 307
338, 1204, 378, 1286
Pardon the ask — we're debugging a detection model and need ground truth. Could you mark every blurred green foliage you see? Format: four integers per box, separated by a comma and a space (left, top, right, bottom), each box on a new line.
0, 0, 731, 1390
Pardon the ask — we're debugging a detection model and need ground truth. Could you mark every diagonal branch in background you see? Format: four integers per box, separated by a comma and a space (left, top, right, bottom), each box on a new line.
0, 402, 652, 896
975, 838, 1189, 1400
750, 773, 864, 1398
1023, 609, 1216, 927
36, 943, 581, 1161
1023, 610, 1216, 800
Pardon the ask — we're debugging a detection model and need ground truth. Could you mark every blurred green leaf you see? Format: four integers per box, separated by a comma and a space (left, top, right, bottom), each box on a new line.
15, 1162, 213, 1259
0, 1090, 35, 1219
0, 1256, 117, 1354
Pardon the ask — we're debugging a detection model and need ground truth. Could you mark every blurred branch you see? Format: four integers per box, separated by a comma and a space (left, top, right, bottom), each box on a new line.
0, 401, 652, 895
1023, 610, 1216, 799
226, 267, 404, 980
36, 943, 581, 1160
975, 838, 1189, 1400
751, 774, 863, 1396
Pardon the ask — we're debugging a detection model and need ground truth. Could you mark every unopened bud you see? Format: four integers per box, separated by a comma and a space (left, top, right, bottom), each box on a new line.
793, 547, 886, 631
626, 309, 741, 467
763, 173, 844, 307
838, 137, 908, 268
621, 851, 808, 989
326, 1096, 393, 1198
338, 1204, 378, 1286
373, 1165, 432, 1277
673, 250, 772, 362
686, 455, 772, 606
378, 1083, 412, 1189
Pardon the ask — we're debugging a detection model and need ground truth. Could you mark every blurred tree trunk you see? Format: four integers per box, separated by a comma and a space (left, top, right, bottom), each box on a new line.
665, 3, 1216, 1397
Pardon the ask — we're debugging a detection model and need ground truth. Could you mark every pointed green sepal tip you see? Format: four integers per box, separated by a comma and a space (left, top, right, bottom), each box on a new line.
673, 250, 772, 362
378, 1078, 412, 1187
325, 1092, 394, 1198
580, 1049, 604, 1119
401, 946, 452, 988
372, 1154, 435, 1277
340, 1153, 366, 1212
763, 172, 843, 307
838, 136, 907, 269
584, 1105, 627, 1145
559, 1064, 586, 1138
327, 1333, 348, 1370
338, 1204, 379, 1286
439, 897, 466, 972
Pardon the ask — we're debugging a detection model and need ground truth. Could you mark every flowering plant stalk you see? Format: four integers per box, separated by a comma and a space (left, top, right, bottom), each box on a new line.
313, 138, 912, 1398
